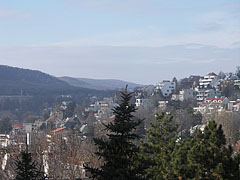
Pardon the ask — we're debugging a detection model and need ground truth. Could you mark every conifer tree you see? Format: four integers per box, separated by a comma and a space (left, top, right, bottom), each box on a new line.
171, 137, 194, 180
137, 113, 177, 180
85, 87, 143, 180
15, 151, 45, 180
186, 121, 239, 180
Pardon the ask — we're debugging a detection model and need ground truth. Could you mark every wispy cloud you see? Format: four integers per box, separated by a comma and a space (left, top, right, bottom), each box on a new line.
48, 24, 239, 49
64, 0, 163, 15
0, 8, 31, 19
0, 44, 239, 84
42, 1, 239, 49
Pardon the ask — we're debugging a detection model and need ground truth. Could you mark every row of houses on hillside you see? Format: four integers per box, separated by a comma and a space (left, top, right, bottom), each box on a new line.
135, 72, 240, 114
85, 97, 118, 120
193, 97, 240, 114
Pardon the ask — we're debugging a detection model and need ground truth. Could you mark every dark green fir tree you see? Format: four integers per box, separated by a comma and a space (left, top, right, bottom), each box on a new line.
137, 113, 177, 180
85, 87, 143, 180
15, 142, 45, 180
186, 121, 239, 180
171, 136, 194, 180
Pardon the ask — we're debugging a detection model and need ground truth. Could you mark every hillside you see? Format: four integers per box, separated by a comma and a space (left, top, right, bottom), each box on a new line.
0, 65, 105, 97
59, 76, 143, 90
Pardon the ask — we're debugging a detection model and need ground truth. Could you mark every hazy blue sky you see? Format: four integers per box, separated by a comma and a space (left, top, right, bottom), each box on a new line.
0, 0, 239, 84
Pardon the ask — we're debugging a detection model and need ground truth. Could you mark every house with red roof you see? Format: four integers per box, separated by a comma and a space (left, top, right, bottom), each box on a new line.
51, 127, 65, 134
233, 102, 240, 112
194, 97, 228, 114
201, 97, 229, 106
12, 124, 24, 130
198, 72, 218, 89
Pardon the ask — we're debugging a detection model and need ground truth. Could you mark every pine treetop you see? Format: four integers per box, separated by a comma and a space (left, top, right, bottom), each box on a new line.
15, 151, 45, 180
85, 89, 143, 180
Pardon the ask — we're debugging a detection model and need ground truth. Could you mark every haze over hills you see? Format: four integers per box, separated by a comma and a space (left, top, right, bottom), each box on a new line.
0, 65, 142, 97
59, 76, 143, 90
0, 65, 104, 96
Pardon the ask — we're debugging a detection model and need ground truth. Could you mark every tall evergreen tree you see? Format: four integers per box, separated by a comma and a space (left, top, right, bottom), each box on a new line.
186, 121, 239, 180
15, 151, 45, 180
85, 87, 143, 180
137, 113, 177, 180
171, 136, 192, 180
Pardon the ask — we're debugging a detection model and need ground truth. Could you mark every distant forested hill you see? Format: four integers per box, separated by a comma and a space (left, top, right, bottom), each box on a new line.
0, 65, 109, 119
59, 76, 143, 90
0, 65, 107, 97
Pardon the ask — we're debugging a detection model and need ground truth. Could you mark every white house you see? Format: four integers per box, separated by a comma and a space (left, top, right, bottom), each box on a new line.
156, 81, 176, 97
194, 97, 229, 114
202, 97, 229, 106
195, 89, 221, 103
0, 134, 10, 148
158, 100, 168, 109
234, 80, 240, 88
172, 89, 194, 101
198, 72, 218, 89
233, 102, 240, 112
135, 98, 145, 107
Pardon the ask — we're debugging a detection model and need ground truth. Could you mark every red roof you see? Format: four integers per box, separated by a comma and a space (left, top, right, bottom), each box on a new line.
207, 72, 217, 76
205, 97, 225, 101
201, 97, 226, 106
12, 124, 24, 129
201, 102, 221, 105
212, 102, 222, 105
234, 102, 240, 106
51, 127, 65, 133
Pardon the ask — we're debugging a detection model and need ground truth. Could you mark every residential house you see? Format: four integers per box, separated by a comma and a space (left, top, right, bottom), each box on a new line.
46, 116, 64, 129
233, 102, 240, 112
228, 101, 236, 111
135, 98, 145, 107
202, 97, 229, 107
155, 80, 176, 97
195, 89, 221, 103
198, 72, 218, 89
158, 100, 168, 110
22, 123, 33, 133
172, 89, 194, 101
0, 134, 10, 148
194, 97, 229, 114
12, 124, 24, 134
234, 80, 240, 88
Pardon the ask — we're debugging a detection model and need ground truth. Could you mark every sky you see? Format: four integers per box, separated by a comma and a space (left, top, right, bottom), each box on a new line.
0, 0, 239, 84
